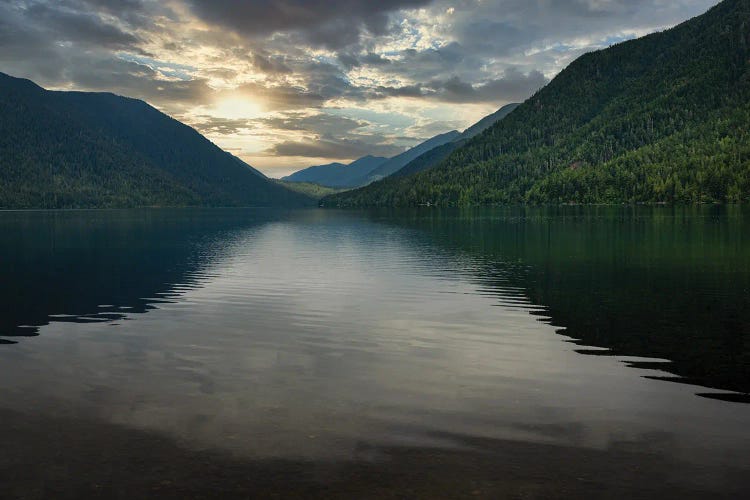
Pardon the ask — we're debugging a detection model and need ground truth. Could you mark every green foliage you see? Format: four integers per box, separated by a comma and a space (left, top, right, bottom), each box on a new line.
324, 0, 750, 207
0, 74, 312, 209
274, 180, 345, 199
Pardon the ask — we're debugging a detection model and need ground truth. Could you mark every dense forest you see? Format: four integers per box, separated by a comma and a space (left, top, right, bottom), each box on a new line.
275, 180, 344, 198
391, 140, 466, 179
324, 0, 750, 207
0, 73, 311, 209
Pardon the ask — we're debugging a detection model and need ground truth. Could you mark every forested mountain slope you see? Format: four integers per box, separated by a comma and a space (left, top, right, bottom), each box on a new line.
324, 0, 750, 207
460, 103, 521, 140
282, 104, 518, 189
364, 130, 461, 182
392, 103, 521, 179
0, 73, 311, 208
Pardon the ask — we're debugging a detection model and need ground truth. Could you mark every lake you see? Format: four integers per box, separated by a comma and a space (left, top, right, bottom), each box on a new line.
1, 207, 749, 498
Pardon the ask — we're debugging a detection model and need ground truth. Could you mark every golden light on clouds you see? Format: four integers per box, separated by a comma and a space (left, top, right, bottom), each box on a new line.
0, 0, 718, 177
211, 97, 265, 120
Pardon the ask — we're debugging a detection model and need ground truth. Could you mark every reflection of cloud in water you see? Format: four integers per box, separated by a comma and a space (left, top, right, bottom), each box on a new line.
0, 209, 749, 471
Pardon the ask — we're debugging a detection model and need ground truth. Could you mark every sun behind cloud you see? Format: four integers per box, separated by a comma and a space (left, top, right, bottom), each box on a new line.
0, 0, 719, 177
210, 96, 265, 120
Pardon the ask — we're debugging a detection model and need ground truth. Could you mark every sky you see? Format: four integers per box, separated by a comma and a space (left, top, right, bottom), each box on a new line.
0, 0, 719, 177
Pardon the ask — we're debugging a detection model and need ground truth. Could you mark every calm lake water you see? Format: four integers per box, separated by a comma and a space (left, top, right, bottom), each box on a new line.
1, 207, 749, 497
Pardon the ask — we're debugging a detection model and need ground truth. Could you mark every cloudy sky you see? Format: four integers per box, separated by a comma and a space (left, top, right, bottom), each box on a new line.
0, 0, 718, 177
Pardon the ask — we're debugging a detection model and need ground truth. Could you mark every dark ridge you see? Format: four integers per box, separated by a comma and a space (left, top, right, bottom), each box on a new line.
324, 0, 750, 207
0, 72, 312, 209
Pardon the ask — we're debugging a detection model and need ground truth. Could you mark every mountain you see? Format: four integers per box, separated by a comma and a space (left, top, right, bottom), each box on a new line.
391, 103, 520, 179
284, 130, 463, 189
283, 106, 519, 189
460, 103, 521, 140
282, 155, 387, 188
390, 141, 464, 179
323, 0, 750, 207
283, 162, 347, 183
364, 130, 462, 182
229, 155, 268, 179
274, 180, 345, 199
0, 72, 311, 208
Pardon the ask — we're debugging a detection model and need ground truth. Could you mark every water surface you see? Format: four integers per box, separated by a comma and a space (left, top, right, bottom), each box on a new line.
1, 207, 749, 497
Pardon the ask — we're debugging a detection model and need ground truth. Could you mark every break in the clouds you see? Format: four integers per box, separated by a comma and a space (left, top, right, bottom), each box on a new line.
0, 0, 719, 176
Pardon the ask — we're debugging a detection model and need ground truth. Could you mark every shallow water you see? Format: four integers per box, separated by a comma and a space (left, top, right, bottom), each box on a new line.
1, 207, 749, 493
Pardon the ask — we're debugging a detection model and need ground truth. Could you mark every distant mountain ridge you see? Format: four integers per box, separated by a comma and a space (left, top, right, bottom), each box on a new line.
324, 0, 750, 207
283, 130, 463, 189
282, 103, 520, 189
364, 130, 462, 182
283, 162, 347, 182
460, 103, 521, 139
391, 103, 520, 178
282, 155, 387, 188
0, 72, 311, 208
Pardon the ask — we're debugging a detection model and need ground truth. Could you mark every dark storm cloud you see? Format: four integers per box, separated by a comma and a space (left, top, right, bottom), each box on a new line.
235, 82, 327, 110
337, 52, 392, 69
230, 59, 373, 110
191, 117, 251, 136
0, 0, 721, 170
69, 59, 211, 110
0, 0, 204, 107
355, 0, 714, 107
67, 0, 156, 26
24, 2, 140, 49
370, 68, 548, 104
186, 0, 433, 48
432, 69, 549, 103
361, 53, 393, 66
269, 137, 404, 160
252, 53, 293, 75
191, 110, 406, 161
294, 60, 359, 100
373, 84, 425, 99
255, 112, 406, 160
253, 113, 367, 135
440, 0, 713, 66
0, 0, 161, 87
0, 0, 718, 109
370, 42, 470, 85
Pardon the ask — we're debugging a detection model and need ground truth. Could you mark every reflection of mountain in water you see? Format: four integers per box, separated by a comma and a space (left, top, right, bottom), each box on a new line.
0, 209, 276, 342
3, 207, 748, 402
369, 206, 750, 400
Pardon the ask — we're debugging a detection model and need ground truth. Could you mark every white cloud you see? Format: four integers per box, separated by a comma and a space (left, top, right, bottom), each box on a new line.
0, 0, 719, 175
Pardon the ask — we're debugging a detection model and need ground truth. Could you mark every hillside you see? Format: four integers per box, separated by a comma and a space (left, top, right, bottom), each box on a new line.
282, 155, 387, 188
0, 73, 311, 208
460, 103, 521, 140
283, 162, 347, 183
324, 0, 750, 207
391, 141, 466, 179
284, 131, 462, 189
364, 130, 461, 183
275, 180, 345, 198
392, 103, 521, 179
282, 104, 519, 189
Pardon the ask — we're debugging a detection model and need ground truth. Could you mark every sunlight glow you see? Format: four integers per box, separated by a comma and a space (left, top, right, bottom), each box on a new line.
211, 97, 265, 119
